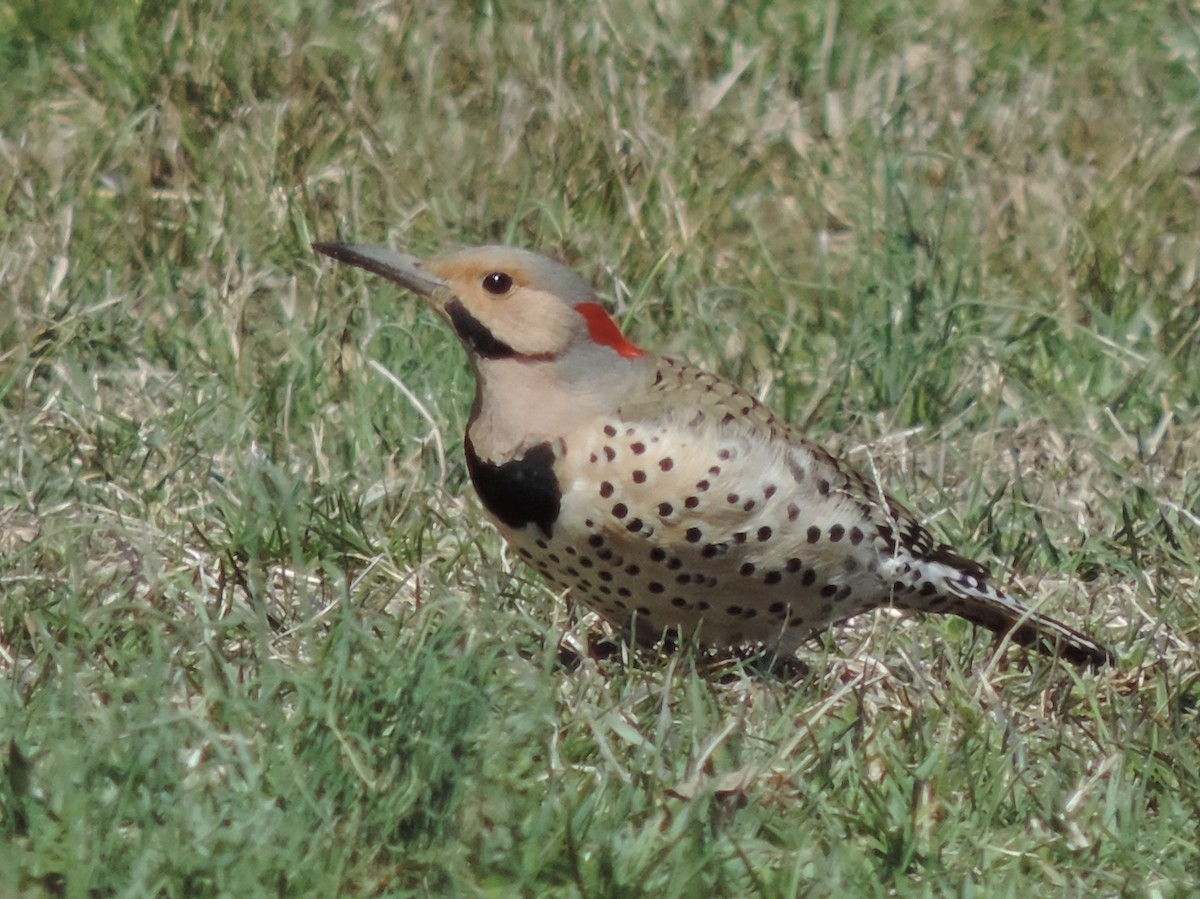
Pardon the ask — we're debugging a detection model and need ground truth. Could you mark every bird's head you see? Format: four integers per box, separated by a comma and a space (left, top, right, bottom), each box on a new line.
313, 242, 644, 363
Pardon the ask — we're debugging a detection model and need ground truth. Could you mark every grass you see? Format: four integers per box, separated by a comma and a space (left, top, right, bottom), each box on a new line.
2, 0, 1199, 894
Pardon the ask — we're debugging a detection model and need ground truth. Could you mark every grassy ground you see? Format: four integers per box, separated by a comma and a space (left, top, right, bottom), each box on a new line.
2, 0, 1199, 895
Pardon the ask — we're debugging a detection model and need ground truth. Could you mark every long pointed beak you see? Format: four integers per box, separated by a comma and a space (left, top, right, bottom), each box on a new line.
312, 242, 451, 301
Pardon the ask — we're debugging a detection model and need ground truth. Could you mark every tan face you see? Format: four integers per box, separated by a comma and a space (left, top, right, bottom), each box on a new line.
313, 242, 643, 362
424, 247, 588, 359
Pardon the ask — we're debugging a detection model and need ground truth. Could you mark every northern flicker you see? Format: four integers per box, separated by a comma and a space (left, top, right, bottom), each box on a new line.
313, 241, 1113, 667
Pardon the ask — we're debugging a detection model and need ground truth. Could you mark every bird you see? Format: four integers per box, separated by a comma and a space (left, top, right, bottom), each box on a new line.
313, 241, 1114, 667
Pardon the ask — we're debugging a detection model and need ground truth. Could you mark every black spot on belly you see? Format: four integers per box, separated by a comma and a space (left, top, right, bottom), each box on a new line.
464, 437, 561, 537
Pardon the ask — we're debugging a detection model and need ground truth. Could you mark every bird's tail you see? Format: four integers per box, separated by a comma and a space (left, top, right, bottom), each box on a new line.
903, 546, 1114, 667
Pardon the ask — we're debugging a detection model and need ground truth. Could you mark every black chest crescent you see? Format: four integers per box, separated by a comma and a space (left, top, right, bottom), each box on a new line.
464, 438, 562, 537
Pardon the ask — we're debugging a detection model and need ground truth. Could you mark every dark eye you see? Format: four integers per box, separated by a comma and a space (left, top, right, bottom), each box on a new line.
482, 272, 513, 295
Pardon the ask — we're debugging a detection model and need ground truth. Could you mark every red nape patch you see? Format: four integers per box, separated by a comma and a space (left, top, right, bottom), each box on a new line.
574, 303, 645, 358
